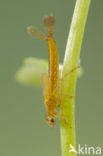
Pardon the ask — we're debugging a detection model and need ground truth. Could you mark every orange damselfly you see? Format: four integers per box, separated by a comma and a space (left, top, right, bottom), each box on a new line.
28, 15, 77, 126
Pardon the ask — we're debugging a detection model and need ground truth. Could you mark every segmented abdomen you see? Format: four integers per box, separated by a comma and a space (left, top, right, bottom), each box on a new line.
47, 37, 59, 96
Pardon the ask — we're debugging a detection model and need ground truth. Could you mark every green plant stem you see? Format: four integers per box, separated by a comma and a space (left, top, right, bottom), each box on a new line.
60, 0, 91, 156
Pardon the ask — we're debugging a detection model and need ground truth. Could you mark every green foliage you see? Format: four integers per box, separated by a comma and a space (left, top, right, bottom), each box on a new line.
60, 0, 91, 156
15, 58, 48, 86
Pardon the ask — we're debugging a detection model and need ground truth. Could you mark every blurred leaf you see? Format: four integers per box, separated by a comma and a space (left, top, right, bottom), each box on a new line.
15, 57, 83, 87
77, 66, 83, 78
15, 57, 48, 87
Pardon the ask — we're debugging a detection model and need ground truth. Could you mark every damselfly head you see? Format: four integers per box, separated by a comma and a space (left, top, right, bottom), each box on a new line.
46, 114, 57, 126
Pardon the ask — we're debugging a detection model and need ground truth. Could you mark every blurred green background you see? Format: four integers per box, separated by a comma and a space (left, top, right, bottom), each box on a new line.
0, 0, 103, 156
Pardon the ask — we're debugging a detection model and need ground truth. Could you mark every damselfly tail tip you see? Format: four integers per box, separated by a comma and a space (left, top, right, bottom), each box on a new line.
27, 26, 47, 40
27, 26, 35, 35
43, 14, 55, 37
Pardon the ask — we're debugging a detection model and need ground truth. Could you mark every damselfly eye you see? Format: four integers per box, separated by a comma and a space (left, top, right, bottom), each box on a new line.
50, 118, 55, 123
46, 114, 56, 126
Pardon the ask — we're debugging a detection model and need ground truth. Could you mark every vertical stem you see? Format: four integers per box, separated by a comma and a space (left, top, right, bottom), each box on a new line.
60, 0, 91, 156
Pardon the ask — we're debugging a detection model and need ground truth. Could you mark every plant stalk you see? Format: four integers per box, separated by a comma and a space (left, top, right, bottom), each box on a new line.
60, 0, 91, 156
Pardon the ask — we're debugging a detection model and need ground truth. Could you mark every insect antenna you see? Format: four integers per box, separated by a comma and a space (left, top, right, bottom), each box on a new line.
43, 15, 55, 37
